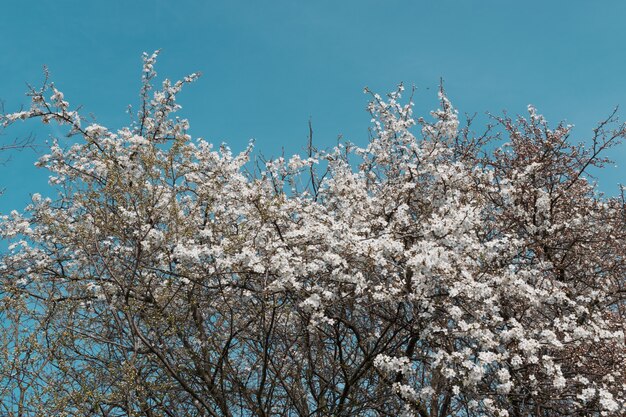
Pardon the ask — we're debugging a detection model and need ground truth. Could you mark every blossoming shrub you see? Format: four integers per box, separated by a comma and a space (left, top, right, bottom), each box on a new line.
1, 52, 624, 416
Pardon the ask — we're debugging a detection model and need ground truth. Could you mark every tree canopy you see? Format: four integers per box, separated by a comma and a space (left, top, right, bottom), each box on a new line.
0, 52, 624, 417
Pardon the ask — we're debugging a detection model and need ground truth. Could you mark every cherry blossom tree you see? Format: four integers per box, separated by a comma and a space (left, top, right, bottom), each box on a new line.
0, 51, 624, 416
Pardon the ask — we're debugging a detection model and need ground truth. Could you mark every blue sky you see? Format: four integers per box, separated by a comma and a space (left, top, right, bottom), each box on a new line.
1, 0, 625, 211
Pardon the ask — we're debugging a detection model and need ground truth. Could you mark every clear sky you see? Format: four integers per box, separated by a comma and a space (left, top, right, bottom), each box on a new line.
1, 0, 625, 212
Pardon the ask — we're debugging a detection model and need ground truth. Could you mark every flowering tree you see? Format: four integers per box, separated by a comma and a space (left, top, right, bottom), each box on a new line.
0, 52, 624, 417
